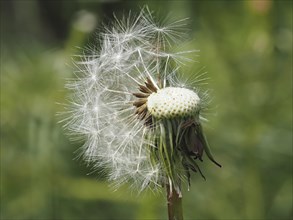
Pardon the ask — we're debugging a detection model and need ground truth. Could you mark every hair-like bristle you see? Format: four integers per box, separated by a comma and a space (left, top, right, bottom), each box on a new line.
63, 6, 215, 193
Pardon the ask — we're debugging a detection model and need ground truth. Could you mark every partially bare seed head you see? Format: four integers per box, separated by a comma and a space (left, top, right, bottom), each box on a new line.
147, 87, 200, 119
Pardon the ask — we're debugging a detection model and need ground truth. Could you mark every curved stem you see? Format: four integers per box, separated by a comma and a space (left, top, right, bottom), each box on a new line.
167, 185, 183, 220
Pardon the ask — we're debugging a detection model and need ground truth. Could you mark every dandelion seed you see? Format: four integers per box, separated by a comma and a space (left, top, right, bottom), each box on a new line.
63, 6, 221, 220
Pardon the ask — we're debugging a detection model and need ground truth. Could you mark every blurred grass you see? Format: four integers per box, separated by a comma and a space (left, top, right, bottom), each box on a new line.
1, 0, 292, 219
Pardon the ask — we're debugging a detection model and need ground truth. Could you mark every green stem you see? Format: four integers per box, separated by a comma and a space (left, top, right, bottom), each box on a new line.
166, 185, 183, 220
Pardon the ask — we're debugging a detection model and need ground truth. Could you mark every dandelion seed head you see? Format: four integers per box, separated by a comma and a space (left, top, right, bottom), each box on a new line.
63, 6, 220, 194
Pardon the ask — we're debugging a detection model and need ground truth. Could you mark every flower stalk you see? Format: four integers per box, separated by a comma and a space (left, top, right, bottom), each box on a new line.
167, 185, 183, 220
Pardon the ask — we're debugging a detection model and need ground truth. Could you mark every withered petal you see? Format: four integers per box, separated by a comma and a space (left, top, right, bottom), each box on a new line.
133, 92, 149, 98
133, 98, 147, 107
139, 85, 152, 94
135, 103, 147, 115
145, 77, 157, 92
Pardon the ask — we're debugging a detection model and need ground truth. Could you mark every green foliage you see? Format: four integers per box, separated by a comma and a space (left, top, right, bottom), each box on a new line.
1, 0, 292, 219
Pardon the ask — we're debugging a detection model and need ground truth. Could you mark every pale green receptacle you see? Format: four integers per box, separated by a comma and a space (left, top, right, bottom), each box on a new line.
147, 87, 200, 119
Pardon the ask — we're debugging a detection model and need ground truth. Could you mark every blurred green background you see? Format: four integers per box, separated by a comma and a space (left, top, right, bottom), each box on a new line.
1, 0, 292, 219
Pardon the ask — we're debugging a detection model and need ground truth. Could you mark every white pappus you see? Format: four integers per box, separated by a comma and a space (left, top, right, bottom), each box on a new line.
62, 7, 221, 195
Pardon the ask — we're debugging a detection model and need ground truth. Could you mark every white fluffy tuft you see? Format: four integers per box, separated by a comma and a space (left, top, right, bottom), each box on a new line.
63, 7, 204, 192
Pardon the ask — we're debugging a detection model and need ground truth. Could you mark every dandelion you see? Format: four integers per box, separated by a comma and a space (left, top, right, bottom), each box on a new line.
63, 7, 221, 220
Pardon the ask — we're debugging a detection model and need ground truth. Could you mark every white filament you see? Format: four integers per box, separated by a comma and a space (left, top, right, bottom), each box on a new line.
63, 7, 203, 192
